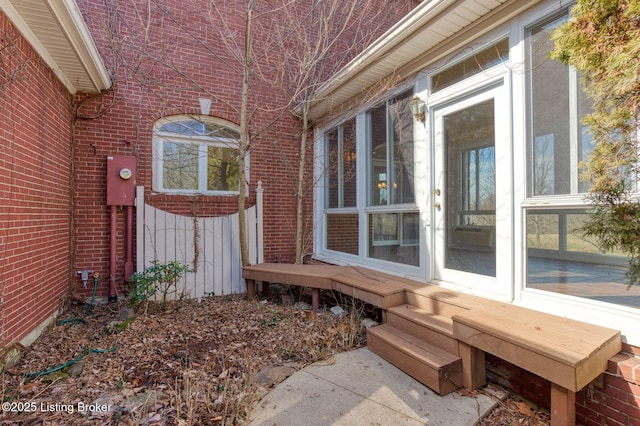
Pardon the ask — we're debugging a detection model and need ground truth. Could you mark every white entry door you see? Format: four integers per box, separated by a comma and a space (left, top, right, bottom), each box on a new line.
433, 84, 511, 296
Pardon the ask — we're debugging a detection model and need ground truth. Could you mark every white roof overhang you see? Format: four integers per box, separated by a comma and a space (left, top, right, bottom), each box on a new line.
306, 0, 542, 123
0, 0, 111, 94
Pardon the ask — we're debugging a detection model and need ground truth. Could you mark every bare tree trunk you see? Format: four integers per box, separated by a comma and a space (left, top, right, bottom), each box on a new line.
295, 103, 309, 264
238, 0, 256, 267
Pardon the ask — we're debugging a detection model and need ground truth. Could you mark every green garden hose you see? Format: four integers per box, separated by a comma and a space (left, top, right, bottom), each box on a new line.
24, 346, 117, 379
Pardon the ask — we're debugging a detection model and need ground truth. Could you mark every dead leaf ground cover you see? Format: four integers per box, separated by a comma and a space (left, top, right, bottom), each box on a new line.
1, 291, 549, 425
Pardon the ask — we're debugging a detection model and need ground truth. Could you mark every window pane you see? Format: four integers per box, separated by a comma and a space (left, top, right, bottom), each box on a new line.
527, 14, 594, 197
389, 91, 415, 204
527, 213, 559, 250
160, 121, 206, 136
343, 120, 357, 208
526, 210, 639, 308
159, 120, 240, 138
528, 15, 571, 196
207, 146, 239, 191
444, 100, 496, 277
370, 105, 387, 206
368, 212, 419, 266
578, 87, 595, 193
326, 214, 359, 255
326, 128, 340, 208
533, 134, 555, 195
432, 38, 509, 93
163, 141, 198, 190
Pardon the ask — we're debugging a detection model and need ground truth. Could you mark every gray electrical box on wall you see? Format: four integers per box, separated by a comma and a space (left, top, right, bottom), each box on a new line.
106, 156, 136, 206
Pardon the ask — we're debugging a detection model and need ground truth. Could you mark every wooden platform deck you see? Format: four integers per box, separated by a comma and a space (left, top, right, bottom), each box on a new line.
242, 263, 622, 426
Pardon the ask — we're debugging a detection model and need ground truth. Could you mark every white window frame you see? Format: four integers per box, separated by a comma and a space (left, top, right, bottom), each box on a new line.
152, 115, 247, 195
513, 0, 640, 345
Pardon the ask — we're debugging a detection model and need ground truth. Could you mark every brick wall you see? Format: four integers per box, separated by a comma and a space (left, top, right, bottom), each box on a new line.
576, 344, 640, 425
72, 0, 411, 299
0, 13, 74, 348
487, 347, 640, 425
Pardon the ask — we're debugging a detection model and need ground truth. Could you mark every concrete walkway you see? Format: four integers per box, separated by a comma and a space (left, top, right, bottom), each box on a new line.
249, 348, 506, 425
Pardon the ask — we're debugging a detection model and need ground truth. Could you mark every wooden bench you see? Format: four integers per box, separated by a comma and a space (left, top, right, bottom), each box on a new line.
452, 304, 621, 425
243, 263, 342, 311
242, 263, 411, 312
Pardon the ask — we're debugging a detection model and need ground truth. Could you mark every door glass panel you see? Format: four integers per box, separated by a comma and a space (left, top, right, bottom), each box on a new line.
444, 100, 496, 276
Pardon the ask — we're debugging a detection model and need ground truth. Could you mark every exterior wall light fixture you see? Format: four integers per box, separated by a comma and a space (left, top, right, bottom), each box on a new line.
409, 96, 426, 123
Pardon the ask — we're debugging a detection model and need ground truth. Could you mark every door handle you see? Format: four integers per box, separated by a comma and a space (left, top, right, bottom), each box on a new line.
435, 188, 441, 196
434, 202, 441, 211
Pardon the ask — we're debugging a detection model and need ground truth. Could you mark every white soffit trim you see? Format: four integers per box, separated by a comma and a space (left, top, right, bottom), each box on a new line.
307, 0, 540, 122
0, 0, 111, 94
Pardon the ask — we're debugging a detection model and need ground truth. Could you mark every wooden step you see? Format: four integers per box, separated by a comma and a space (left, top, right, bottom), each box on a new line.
387, 304, 459, 355
404, 286, 503, 317
367, 323, 462, 395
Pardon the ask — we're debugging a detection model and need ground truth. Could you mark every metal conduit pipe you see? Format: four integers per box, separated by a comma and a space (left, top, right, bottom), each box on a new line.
109, 205, 118, 302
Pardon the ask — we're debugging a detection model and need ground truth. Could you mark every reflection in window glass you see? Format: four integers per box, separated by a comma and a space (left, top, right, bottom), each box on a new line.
159, 120, 240, 138
207, 146, 239, 191
526, 210, 640, 308
326, 120, 357, 209
533, 134, 554, 195
389, 92, 415, 204
527, 213, 559, 250
163, 142, 199, 190
370, 105, 388, 206
526, 14, 593, 196
155, 117, 242, 194
343, 122, 357, 207
369, 90, 414, 206
432, 38, 509, 93
368, 212, 419, 266
326, 128, 340, 208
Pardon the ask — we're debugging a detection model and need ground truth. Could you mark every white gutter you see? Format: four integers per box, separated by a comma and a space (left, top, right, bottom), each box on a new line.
309, 0, 455, 107
305, 0, 544, 122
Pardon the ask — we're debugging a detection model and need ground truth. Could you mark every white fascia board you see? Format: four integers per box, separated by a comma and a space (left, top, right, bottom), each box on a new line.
0, 0, 111, 94
304, 0, 455, 114
46, 0, 111, 92
0, 0, 77, 92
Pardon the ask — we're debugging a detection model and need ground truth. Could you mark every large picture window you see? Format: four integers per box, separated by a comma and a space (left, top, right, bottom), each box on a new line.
524, 12, 636, 306
153, 117, 242, 194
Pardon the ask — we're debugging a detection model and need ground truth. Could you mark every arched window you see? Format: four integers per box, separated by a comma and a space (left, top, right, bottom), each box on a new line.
152, 116, 244, 194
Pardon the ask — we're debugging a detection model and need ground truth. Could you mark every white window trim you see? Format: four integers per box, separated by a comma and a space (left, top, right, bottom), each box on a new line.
514, 0, 640, 345
151, 115, 248, 196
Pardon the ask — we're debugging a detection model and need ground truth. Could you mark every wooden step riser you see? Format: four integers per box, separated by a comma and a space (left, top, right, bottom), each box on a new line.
367, 330, 462, 396
405, 291, 468, 317
387, 311, 459, 355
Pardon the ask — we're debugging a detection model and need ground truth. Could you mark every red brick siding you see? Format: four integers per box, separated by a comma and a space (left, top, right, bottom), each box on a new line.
487, 350, 640, 424
72, 0, 411, 297
0, 13, 74, 347
575, 351, 640, 425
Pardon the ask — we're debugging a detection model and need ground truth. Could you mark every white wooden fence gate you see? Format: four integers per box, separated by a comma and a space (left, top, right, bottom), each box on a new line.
135, 183, 264, 300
